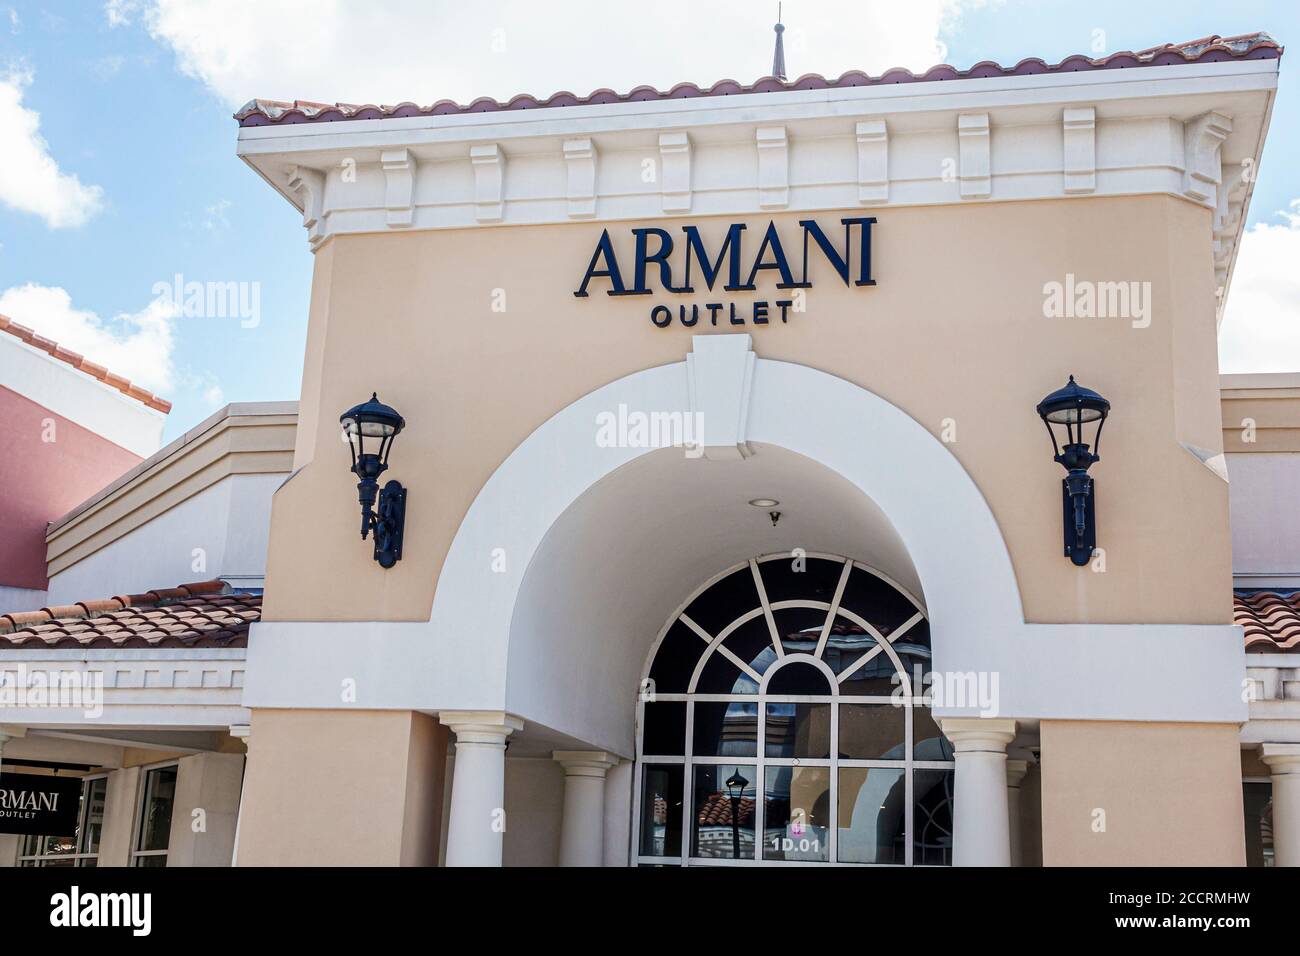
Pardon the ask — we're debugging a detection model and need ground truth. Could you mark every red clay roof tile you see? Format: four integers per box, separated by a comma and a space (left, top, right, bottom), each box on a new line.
0, 581, 258, 650
0, 313, 172, 414
235, 33, 1282, 128
1236, 591, 1300, 653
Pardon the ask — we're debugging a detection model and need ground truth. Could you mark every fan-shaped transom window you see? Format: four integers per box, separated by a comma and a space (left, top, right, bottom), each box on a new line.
634, 553, 954, 866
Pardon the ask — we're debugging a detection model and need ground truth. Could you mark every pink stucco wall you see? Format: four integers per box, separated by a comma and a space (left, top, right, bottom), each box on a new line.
0, 385, 142, 590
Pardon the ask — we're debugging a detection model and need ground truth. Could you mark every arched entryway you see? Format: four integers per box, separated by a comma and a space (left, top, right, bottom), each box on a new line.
634, 552, 954, 866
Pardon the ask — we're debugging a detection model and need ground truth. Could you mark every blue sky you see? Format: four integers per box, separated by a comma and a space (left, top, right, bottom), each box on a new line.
0, 1, 1297, 443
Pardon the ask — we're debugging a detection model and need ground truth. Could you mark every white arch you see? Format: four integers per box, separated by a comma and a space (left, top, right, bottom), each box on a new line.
246, 339, 1245, 737
425, 343, 1024, 751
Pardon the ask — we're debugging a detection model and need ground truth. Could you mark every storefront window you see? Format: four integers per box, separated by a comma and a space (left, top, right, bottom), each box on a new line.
1243, 781, 1273, 867
17, 775, 108, 868
690, 764, 756, 859
132, 764, 178, 867
634, 554, 953, 866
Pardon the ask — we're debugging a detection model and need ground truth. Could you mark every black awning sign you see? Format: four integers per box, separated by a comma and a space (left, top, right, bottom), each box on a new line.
0, 772, 82, 835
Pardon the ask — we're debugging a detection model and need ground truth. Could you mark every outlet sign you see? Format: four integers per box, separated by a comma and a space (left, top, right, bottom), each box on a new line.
574, 217, 877, 328
0, 772, 81, 835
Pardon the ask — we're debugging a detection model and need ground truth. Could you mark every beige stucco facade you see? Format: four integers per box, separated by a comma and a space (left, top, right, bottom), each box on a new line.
263, 196, 1229, 628
234, 189, 1246, 866
235, 709, 446, 866
1041, 720, 1246, 866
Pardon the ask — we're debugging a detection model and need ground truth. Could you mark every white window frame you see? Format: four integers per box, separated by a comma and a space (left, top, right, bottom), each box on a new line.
130, 760, 180, 868
16, 773, 110, 868
632, 553, 955, 867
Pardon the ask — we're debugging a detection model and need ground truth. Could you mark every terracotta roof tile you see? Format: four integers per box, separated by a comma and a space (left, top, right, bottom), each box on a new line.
0, 580, 258, 650
1236, 590, 1300, 653
235, 33, 1282, 128
0, 313, 172, 414
696, 793, 756, 827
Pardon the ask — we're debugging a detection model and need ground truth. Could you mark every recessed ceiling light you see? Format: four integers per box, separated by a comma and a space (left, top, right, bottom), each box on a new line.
748, 498, 779, 508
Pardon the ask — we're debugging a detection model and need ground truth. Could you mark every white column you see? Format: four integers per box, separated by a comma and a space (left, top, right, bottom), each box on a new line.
553, 751, 619, 867
1261, 743, 1300, 867
941, 718, 1016, 866
1006, 758, 1029, 868
229, 723, 250, 867
439, 711, 523, 867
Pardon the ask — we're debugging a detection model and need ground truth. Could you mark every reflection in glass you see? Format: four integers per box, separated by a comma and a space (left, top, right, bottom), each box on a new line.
822, 618, 880, 678
81, 777, 107, 858
693, 701, 758, 757
838, 767, 905, 864
914, 770, 954, 865
639, 764, 684, 857
721, 615, 779, 675
764, 702, 830, 758
695, 652, 758, 694
763, 767, 831, 861
837, 647, 900, 697
1243, 782, 1274, 867
137, 766, 177, 854
914, 708, 953, 761
839, 703, 905, 760
691, 765, 756, 859
771, 607, 829, 656
637, 556, 952, 866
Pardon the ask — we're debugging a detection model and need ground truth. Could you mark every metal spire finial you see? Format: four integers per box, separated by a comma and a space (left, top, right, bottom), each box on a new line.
772, 3, 787, 82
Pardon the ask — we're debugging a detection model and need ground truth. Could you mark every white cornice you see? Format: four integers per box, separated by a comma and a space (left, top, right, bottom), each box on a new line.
237, 59, 1278, 322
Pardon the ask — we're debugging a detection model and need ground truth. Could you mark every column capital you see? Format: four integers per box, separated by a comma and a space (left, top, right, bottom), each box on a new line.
1261, 743, 1300, 774
1006, 758, 1030, 788
438, 710, 524, 745
553, 751, 619, 778
940, 717, 1016, 752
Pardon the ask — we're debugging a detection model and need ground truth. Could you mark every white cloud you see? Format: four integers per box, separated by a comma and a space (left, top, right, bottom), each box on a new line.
202, 382, 224, 406
104, 0, 141, 28
201, 198, 231, 231
122, 0, 976, 109
0, 283, 177, 392
1219, 201, 1300, 374
0, 68, 104, 228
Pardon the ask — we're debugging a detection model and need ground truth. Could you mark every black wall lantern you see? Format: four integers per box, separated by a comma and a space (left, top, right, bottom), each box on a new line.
340, 393, 407, 569
1036, 376, 1110, 567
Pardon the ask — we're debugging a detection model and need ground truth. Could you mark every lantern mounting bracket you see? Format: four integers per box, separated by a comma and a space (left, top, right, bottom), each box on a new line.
1036, 376, 1110, 568
366, 481, 406, 569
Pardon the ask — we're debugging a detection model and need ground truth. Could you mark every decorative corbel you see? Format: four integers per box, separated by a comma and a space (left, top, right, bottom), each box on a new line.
1182, 111, 1233, 206
562, 138, 597, 219
470, 144, 505, 223
286, 165, 327, 251
958, 113, 991, 199
756, 126, 789, 210
381, 148, 417, 228
855, 119, 888, 204
659, 132, 691, 213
